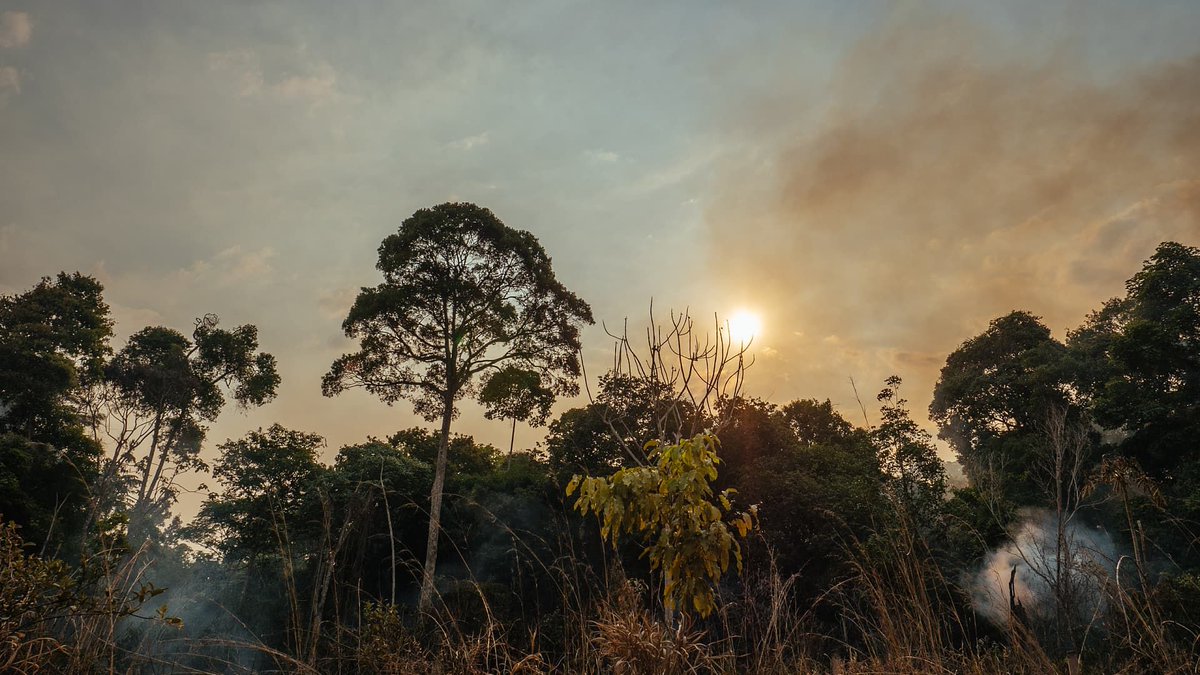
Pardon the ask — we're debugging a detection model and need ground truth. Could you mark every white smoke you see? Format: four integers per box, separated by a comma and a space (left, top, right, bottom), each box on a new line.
972, 508, 1118, 626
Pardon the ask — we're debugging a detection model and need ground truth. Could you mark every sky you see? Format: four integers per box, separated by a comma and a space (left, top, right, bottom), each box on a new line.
2, 1, 1199, 515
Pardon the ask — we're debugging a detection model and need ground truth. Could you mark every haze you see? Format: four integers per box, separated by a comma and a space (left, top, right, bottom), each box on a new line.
2, 0, 1198, 517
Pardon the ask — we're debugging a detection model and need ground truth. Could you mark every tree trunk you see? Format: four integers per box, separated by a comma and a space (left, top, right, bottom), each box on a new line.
418, 397, 455, 613
380, 463, 396, 605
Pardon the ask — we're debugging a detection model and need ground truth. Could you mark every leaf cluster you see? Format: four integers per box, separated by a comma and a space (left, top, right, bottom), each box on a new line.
567, 434, 758, 617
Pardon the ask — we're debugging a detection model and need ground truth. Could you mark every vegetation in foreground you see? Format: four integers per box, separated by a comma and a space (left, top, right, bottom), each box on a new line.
2, 204, 1200, 673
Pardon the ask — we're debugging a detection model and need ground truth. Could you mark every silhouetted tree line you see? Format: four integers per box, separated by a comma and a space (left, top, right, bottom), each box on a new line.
1, 205, 1199, 672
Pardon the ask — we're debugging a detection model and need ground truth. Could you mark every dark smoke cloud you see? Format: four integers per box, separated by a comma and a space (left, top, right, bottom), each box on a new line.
704, 10, 1200, 432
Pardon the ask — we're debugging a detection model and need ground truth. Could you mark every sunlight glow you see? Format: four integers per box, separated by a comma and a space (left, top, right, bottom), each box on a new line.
726, 310, 762, 346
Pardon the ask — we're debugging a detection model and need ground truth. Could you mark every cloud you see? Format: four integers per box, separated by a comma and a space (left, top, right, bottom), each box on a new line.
178, 246, 277, 285
0, 12, 32, 49
624, 145, 720, 196
109, 303, 166, 339
0, 65, 18, 103
213, 246, 276, 282
207, 49, 264, 97
585, 149, 620, 163
705, 11, 1200, 434
272, 62, 339, 105
0, 64, 17, 91
448, 131, 490, 150
317, 286, 358, 320
208, 49, 345, 106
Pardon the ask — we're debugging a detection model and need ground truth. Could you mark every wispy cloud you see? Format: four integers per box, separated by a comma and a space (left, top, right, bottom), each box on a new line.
585, 149, 620, 163
0, 65, 19, 102
272, 62, 339, 104
177, 246, 277, 285
448, 131, 490, 150
624, 145, 719, 196
0, 12, 32, 49
317, 287, 358, 320
207, 49, 264, 96
208, 49, 345, 106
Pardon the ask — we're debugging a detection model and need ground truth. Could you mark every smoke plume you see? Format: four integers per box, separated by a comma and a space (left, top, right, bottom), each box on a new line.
704, 7, 1200, 425
971, 508, 1117, 626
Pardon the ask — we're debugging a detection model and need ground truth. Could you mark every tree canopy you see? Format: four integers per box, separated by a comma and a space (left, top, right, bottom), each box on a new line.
930, 310, 1072, 503
105, 315, 280, 543
322, 202, 593, 416
0, 273, 112, 553
322, 202, 594, 611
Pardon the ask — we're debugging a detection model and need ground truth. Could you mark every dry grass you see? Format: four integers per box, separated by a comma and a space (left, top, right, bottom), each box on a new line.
832, 516, 1059, 675
591, 579, 721, 675
6, 496, 1200, 674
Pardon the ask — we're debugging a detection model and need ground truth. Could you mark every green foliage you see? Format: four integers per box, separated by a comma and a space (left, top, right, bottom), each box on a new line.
0, 273, 112, 550
711, 396, 792, 485
930, 310, 1072, 504
387, 427, 498, 479
322, 202, 594, 610
328, 440, 433, 580
479, 366, 555, 427
191, 424, 327, 562
104, 314, 280, 544
544, 405, 625, 478
1070, 242, 1200, 476
873, 376, 947, 526
355, 602, 427, 673
321, 202, 593, 417
739, 421, 884, 585
108, 317, 279, 423
545, 372, 705, 479
590, 373, 702, 451
0, 433, 92, 558
780, 398, 856, 446
0, 273, 113, 443
0, 517, 180, 670
331, 440, 432, 499
935, 486, 1012, 572
0, 518, 77, 640
567, 434, 757, 617
1059, 242, 1200, 575
712, 393, 896, 612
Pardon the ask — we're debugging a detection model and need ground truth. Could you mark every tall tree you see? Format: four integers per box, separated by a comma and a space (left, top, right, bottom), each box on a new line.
929, 310, 1071, 505
100, 314, 279, 543
0, 273, 112, 447
1067, 242, 1200, 569
872, 376, 946, 526
0, 273, 112, 551
1069, 242, 1200, 476
322, 202, 593, 611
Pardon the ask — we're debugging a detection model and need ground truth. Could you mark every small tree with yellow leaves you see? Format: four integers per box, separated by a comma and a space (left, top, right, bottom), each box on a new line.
567, 433, 758, 618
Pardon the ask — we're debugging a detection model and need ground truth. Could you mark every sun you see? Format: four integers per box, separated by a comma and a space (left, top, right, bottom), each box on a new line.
726, 309, 762, 346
